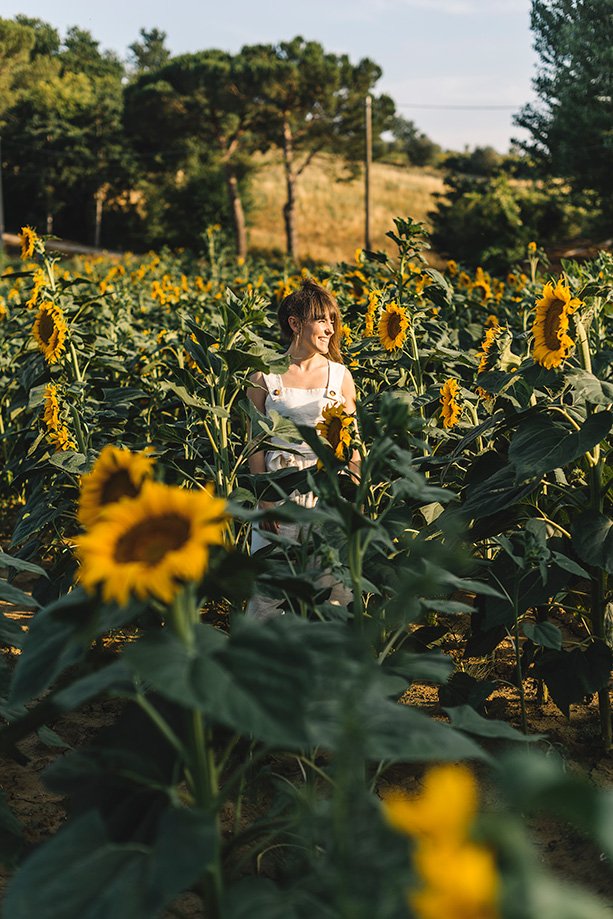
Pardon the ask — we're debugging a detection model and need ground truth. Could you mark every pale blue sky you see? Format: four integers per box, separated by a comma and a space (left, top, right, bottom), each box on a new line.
1, 0, 539, 151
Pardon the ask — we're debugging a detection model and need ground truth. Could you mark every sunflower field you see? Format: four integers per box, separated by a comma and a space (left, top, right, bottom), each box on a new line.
0, 221, 611, 918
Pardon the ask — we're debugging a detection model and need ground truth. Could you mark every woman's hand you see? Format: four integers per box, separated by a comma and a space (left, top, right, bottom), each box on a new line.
258, 500, 280, 533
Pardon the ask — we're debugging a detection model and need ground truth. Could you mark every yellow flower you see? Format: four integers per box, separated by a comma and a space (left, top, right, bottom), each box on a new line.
26, 268, 46, 309
75, 480, 228, 605
412, 840, 499, 919
439, 379, 462, 430
471, 279, 492, 303
383, 765, 500, 919
48, 426, 76, 452
532, 279, 582, 370
0, 297, 7, 320
484, 314, 499, 329
379, 302, 409, 351
354, 247, 364, 265
528, 241, 537, 253
446, 259, 458, 276
43, 384, 61, 431
20, 226, 39, 260
341, 323, 353, 346
476, 326, 500, 374
458, 271, 471, 290
364, 289, 380, 337
316, 403, 354, 461
78, 445, 155, 529
32, 302, 68, 364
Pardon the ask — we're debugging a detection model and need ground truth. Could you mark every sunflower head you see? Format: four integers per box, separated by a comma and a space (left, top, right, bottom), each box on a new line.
378, 302, 409, 351
78, 445, 156, 529
440, 378, 462, 429
75, 480, 228, 605
532, 279, 582, 369
20, 226, 39, 260
43, 383, 61, 431
316, 403, 354, 461
32, 302, 68, 364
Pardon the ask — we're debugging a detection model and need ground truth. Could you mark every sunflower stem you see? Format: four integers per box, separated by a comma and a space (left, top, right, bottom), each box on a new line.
348, 533, 364, 634
68, 404, 88, 455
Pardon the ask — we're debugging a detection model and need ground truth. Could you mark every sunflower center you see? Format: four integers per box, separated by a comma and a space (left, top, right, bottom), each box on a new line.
543, 299, 565, 350
327, 417, 342, 447
387, 313, 402, 340
114, 514, 191, 566
39, 312, 55, 345
101, 470, 141, 506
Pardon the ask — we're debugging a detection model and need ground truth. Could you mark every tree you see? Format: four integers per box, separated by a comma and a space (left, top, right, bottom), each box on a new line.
389, 115, 441, 166
124, 50, 262, 258
128, 28, 171, 75
513, 0, 613, 222
240, 38, 395, 258
0, 19, 35, 124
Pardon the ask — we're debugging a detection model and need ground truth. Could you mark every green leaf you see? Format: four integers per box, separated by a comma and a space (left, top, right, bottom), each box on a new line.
0, 553, 47, 578
462, 464, 540, 519
0, 580, 38, 610
572, 511, 613, 575
0, 788, 23, 865
509, 411, 613, 481
534, 640, 613, 716
564, 369, 613, 405
444, 704, 545, 741
523, 620, 563, 650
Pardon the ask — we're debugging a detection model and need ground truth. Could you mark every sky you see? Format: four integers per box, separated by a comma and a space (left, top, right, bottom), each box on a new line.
1, 0, 539, 152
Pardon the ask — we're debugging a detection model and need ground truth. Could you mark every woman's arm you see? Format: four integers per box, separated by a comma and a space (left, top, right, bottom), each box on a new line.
342, 368, 361, 483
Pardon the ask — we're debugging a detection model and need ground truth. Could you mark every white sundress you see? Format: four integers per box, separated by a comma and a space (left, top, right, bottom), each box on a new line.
246, 360, 351, 620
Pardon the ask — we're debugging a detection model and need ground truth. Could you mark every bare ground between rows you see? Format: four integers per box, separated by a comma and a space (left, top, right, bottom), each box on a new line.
0, 608, 612, 915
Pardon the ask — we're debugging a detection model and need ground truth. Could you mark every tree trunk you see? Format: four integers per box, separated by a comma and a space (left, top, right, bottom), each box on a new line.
94, 188, 103, 249
282, 117, 297, 260
224, 166, 247, 261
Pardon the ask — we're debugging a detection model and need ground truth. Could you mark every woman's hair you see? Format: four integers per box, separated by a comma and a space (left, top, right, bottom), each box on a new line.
277, 279, 344, 363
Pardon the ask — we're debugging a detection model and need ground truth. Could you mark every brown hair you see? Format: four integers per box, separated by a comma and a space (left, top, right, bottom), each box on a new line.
277, 279, 344, 364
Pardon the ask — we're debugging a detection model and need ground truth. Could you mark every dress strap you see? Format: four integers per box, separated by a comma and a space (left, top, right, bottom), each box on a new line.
262, 372, 284, 401
325, 362, 346, 403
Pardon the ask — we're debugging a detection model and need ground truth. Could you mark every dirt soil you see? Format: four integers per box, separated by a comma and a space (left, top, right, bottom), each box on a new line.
1, 606, 612, 914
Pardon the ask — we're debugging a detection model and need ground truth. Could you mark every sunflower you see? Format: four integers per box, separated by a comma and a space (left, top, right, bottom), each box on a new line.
446, 259, 458, 276
43, 383, 61, 431
75, 480, 228, 605
440, 379, 462, 429
78, 445, 156, 529
0, 297, 7, 320
316, 403, 354, 461
484, 314, 499, 329
48, 426, 76, 452
363, 289, 380, 337
26, 268, 46, 309
476, 326, 500, 374
379, 302, 409, 351
20, 226, 39, 260
32, 302, 68, 364
532, 279, 582, 369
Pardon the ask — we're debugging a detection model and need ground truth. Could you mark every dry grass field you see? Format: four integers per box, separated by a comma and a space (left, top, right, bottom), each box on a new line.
247, 152, 446, 264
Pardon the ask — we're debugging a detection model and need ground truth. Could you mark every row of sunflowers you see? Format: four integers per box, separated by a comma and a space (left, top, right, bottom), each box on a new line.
0, 220, 611, 918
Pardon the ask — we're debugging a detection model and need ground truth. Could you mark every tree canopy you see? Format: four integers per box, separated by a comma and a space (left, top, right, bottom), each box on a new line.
513, 0, 613, 223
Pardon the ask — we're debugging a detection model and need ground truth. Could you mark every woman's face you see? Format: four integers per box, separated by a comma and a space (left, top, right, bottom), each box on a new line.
291, 311, 335, 354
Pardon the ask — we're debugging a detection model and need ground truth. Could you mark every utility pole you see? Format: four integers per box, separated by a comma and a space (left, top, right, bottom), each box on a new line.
364, 94, 372, 252
0, 137, 5, 254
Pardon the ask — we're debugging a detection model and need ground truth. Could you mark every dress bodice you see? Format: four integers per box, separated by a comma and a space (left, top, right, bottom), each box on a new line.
261, 361, 346, 467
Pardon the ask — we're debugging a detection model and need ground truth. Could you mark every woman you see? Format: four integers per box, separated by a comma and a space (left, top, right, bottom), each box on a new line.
245, 279, 359, 619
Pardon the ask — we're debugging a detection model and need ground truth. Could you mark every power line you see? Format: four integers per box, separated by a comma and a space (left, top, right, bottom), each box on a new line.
395, 102, 523, 111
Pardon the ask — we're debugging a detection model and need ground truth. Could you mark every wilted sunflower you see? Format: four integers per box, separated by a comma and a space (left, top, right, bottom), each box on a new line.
316, 403, 354, 460
78, 445, 155, 529
32, 302, 68, 364
20, 226, 39, 260
440, 379, 462, 429
379, 302, 409, 351
532, 279, 582, 369
75, 480, 228, 605
363, 289, 380, 337
26, 268, 46, 309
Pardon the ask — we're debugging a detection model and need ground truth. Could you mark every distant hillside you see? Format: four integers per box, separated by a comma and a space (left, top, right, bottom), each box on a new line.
247, 153, 446, 265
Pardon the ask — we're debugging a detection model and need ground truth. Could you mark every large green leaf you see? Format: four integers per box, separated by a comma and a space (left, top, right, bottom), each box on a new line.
0, 579, 39, 610
444, 704, 545, 741
564, 369, 613, 405
462, 464, 540, 519
509, 411, 612, 481
4, 804, 217, 919
572, 511, 613, 574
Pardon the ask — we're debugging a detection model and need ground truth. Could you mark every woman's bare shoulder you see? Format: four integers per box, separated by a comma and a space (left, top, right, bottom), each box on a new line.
248, 370, 265, 385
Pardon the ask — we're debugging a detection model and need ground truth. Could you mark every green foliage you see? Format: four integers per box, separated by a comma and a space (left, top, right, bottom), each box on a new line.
430, 172, 598, 270
514, 0, 613, 223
